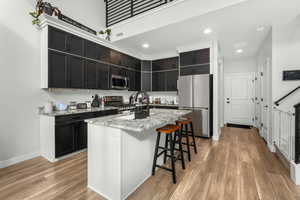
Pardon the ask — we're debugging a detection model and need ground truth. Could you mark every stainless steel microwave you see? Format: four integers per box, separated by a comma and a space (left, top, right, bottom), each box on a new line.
111, 75, 129, 90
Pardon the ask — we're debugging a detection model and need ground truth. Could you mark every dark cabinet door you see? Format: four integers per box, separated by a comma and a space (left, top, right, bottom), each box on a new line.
76, 122, 87, 150
180, 48, 210, 66
97, 63, 110, 90
55, 123, 76, 158
128, 70, 136, 91
141, 72, 151, 91
85, 41, 98, 60
180, 64, 210, 76
98, 45, 110, 62
66, 34, 84, 56
135, 71, 141, 91
165, 70, 178, 91
152, 72, 165, 91
85, 60, 98, 89
49, 26, 67, 52
68, 56, 85, 89
49, 50, 68, 88
110, 50, 122, 65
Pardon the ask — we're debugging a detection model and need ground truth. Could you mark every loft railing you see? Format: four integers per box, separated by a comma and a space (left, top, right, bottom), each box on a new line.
273, 107, 295, 162
105, 0, 176, 27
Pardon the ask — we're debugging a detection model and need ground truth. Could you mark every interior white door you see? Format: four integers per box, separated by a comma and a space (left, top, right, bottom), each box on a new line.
224, 73, 255, 126
260, 58, 271, 142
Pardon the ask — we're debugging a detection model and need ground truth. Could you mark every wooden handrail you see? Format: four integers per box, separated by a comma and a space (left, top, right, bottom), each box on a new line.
274, 86, 300, 106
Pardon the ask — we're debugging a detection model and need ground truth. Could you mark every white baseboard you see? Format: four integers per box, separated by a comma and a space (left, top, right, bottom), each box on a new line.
0, 152, 40, 169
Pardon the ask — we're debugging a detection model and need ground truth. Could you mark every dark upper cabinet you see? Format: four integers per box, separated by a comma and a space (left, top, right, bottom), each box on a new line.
141, 72, 151, 91
66, 34, 84, 56
152, 57, 178, 71
110, 49, 122, 65
49, 26, 67, 52
180, 64, 210, 76
97, 63, 110, 90
141, 60, 151, 72
110, 66, 126, 77
180, 48, 210, 66
68, 56, 85, 89
55, 123, 76, 158
85, 41, 98, 60
165, 70, 178, 91
98, 45, 110, 62
49, 50, 68, 88
128, 70, 136, 91
152, 72, 165, 91
85, 60, 98, 89
135, 71, 141, 91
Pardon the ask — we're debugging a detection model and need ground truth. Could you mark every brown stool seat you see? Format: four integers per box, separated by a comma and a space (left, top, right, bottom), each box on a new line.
156, 124, 180, 134
176, 119, 192, 125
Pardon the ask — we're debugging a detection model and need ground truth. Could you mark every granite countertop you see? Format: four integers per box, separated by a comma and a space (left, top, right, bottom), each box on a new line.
86, 109, 191, 132
150, 104, 179, 107
40, 106, 118, 117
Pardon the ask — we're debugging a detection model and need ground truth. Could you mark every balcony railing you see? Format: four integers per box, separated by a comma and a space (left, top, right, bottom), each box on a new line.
105, 0, 175, 27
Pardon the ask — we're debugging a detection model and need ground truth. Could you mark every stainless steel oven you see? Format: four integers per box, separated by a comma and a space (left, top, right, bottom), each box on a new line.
111, 75, 129, 90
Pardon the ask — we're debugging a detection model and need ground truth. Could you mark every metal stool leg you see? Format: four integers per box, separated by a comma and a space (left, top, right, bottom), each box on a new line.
169, 134, 176, 184
190, 122, 197, 154
163, 135, 168, 164
184, 124, 192, 162
178, 130, 185, 170
152, 132, 161, 176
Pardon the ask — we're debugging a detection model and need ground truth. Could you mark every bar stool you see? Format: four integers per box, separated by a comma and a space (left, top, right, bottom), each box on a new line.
176, 118, 197, 162
152, 124, 185, 184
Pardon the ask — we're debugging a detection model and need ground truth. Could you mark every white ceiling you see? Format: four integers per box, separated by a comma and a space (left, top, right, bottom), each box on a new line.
113, 0, 300, 60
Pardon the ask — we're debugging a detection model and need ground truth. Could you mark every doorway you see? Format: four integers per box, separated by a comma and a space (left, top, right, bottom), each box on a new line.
224, 73, 255, 126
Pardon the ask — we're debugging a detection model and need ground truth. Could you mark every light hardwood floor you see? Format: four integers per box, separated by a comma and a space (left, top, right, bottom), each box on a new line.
0, 127, 299, 200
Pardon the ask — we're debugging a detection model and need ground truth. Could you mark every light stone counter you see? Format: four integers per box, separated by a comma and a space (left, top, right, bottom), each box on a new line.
86, 108, 191, 132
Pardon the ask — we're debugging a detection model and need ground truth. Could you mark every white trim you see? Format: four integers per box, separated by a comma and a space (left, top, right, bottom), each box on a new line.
0, 152, 40, 169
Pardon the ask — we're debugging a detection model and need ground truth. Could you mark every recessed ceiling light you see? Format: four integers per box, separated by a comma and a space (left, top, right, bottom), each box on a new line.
203, 28, 212, 35
236, 49, 243, 54
257, 26, 265, 32
142, 43, 149, 48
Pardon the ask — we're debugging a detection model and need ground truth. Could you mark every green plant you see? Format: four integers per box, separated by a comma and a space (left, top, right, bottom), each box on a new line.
29, 11, 41, 25
99, 28, 112, 41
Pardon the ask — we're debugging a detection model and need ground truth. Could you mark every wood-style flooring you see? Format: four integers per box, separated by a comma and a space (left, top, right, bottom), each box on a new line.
0, 127, 299, 200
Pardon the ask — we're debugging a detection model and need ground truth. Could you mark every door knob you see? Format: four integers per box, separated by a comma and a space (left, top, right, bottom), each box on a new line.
226, 101, 230, 104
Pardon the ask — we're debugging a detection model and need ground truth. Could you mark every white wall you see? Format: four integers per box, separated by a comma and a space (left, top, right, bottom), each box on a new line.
0, 0, 106, 166
272, 15, 300, 112
224, 56, 257, 73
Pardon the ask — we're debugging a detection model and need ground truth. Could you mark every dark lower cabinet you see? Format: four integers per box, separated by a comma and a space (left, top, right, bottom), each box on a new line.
68, 56, 85, 89
55, 123, 76, 158
49, 50, 68, 88
55, 110, 118, 158
75, 121, 88, 150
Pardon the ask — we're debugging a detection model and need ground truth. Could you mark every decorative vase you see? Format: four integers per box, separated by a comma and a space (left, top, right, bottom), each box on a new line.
43, 2, 53, 16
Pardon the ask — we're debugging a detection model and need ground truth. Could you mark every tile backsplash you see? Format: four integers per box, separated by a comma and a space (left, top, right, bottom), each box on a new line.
41, 89, 178, 107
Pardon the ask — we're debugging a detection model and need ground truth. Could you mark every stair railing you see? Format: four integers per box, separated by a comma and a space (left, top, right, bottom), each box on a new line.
273, 107, 295, 161
274, 86, 300, 106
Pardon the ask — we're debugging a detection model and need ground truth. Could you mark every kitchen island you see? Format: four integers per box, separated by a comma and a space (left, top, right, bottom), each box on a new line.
86, 109, 191, 200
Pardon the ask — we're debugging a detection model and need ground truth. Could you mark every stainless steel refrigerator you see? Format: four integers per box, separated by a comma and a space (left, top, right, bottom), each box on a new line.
178, 74, 213, 138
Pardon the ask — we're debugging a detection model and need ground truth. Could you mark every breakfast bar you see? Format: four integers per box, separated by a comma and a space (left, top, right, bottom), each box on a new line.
86, 109, 191, 200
